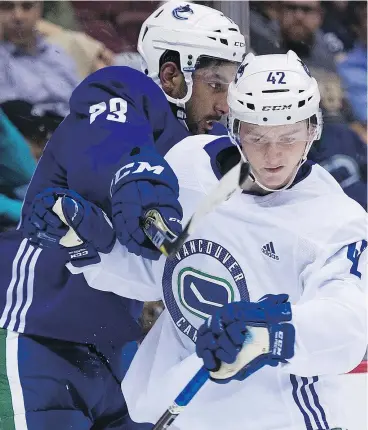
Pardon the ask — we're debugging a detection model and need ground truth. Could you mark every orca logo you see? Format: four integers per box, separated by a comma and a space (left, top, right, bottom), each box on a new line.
172, 4, 194, 20
178, 268, 235, 320
162, 239, 250, 343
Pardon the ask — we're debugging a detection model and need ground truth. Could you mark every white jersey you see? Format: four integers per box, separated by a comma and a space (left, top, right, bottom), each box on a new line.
70, 135, 367, 430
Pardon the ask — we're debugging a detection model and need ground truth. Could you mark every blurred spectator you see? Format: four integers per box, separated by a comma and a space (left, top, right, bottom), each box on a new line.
337, 1, 367, 125
249, 1, 281, 55
277, 1, 335, 72
114, 52, 143, 70
250, 0, 350, 123
1, 100, 63, 161
71, 1, 159, 53
0, 109, 36, 232
42, 0, 79, 31
321, 1, 355, 54
309, 123, 367, 210
0, 1, 79, 117
37, 19, 114, 79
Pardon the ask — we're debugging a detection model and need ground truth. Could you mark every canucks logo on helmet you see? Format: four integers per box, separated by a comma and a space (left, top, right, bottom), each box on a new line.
172, 4, 194, 20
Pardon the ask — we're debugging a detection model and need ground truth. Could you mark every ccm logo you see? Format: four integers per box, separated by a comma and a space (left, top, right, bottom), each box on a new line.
111, 162, 164, 194
262, 105, 292, 111
234, 41, 246, 47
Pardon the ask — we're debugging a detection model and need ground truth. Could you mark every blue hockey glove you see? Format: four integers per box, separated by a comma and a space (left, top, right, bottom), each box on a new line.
110, 147, 183, 260
24, 188, 116, 267
196, 294, 295, 384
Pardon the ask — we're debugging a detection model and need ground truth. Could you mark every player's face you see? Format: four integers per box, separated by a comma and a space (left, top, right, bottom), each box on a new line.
185, 63, 238, 135
239, 121, 310, 189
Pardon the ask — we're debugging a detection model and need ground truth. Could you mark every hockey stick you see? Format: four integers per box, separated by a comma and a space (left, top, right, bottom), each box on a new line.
152, 366, 210, 430
143, 161, 250, 258
144, 162, 250, 429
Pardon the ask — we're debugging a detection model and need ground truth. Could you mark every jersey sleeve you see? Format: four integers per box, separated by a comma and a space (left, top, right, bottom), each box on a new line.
284, 207, 367, 376
21, 66, 188, 219
67, 242, 162, 302
66, 135, 215, 302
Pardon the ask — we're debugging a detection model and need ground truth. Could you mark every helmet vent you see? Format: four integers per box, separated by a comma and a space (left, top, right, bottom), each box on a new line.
262, 89, 290, 93
220, 38, 228, 45
247, 103, 255, 110
298, 100, 305, 108
155, 9, 164, 18
141, 27, 149, 41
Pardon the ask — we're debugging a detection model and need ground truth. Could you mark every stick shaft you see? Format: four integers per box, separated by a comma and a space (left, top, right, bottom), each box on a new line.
153, 367, 209, 430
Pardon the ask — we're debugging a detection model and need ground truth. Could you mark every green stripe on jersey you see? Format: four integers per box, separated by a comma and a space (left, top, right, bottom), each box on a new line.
0, 329, 16, 430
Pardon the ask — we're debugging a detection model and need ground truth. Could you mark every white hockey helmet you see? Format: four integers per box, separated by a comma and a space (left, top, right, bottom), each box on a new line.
228, 50, 323, 191
138, 1, 246, 108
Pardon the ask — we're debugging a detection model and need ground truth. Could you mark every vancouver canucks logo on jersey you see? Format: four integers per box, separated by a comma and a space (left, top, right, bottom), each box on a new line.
162, 239, 249, 343
172, 4, 194, 20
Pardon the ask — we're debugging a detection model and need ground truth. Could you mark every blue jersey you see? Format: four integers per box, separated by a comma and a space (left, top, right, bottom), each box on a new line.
308, 122, 367, 209
0, 67, 189, 362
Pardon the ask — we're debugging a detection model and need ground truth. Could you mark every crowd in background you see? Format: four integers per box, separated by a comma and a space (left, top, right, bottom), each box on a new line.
250, 1, 367, 208
0, 0, 367, 331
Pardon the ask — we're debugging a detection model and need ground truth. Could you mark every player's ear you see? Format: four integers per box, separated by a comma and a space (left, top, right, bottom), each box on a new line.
160, 62, 186, 98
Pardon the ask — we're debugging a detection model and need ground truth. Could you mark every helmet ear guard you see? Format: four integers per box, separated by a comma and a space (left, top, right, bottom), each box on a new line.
227, 50, 323, 192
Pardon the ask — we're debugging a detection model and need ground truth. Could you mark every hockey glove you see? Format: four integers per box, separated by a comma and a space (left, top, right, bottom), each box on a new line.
110, 147, 183, 260
24, 187, 116, 267
196, 294, 295, 384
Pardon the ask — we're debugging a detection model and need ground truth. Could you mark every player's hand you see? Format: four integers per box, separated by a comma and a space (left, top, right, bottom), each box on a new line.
110, 147, 183, 260
24, 187, 116, 267
196, 294, 295, 384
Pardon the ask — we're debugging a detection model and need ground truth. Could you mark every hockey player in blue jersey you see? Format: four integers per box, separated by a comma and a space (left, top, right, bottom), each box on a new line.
0, 2, 245, 429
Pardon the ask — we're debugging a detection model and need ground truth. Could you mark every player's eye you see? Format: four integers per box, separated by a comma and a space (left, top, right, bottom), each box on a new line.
247, 136, 265, 145
208, 82, 223, 92
279, 137, 294, 144
279, 136, 299, 145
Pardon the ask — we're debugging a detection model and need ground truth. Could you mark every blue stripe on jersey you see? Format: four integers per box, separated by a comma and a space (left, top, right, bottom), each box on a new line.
309, 376, 329, 429
290, 374, 313, 429
300, 377, 324, 429
290, 375, 329, 430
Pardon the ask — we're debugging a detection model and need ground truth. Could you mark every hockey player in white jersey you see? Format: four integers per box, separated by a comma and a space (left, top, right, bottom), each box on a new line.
31, 51, 367, 430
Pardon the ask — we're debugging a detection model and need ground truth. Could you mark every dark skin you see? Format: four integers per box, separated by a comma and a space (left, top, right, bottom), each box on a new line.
160, 61, 238, 135
0, 1, 42, 53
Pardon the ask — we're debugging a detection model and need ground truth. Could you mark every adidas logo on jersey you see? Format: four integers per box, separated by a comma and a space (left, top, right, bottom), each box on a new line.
262, 242, 279, 261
